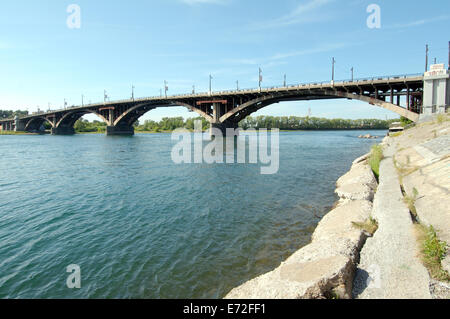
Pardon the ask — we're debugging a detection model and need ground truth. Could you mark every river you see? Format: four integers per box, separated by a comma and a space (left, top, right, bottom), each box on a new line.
0, 130, 384, 298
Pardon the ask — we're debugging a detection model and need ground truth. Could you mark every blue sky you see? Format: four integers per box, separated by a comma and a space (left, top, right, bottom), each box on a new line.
0, 0, 449, 121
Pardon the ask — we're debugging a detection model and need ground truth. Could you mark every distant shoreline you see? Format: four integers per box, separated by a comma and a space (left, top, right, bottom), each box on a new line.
0, 128, 388, 135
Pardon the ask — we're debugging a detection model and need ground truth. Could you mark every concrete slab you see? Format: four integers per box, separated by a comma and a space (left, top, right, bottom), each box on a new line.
353, 143, 432, 299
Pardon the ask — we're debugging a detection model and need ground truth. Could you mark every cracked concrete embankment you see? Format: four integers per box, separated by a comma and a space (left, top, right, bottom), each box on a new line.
354, 116, 450, 299
353, 140, 432, 299
225, 153, 378, 299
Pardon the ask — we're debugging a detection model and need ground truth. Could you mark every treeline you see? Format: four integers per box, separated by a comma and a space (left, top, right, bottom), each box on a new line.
135, 117, 210, 132
239, 116, 395, 130
53, 116, 397, 133
0, 110, 29, 119
74, 119, 107, 132
1, 109, 397, 132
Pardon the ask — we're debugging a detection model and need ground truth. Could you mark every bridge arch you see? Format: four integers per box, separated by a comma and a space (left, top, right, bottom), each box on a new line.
24, 117, 55, 131
113, 102, 213, 127
219, 90, 419, 124
56, 109, 110, 128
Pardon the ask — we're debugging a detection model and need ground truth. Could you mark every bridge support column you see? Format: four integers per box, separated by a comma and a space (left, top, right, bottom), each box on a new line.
51, 126, 75, 135
14, 117, 25, 132
421, 65, 449, 120
106, 125, 134, 136
210, 122, 239, 137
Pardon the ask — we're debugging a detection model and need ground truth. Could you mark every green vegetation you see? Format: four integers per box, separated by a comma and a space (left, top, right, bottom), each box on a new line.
390, 131, 403, 137
136, 115, 395, 132
0, 131, 37, 135
3, 110, 398, 134
436, 114, 448, 125
74, 119, 107, 133
135, 117, 210, 132
368, 144, 384, 180
240, 116, 394, 130
393, 156, 419, 185
415, 225, 450, 281
352, 216, 379, 236
0, 109, 29, 119
399, 116, 413, 127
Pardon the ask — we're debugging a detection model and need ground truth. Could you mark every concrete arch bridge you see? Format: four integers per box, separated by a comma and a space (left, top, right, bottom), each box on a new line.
2, 73, 438, 136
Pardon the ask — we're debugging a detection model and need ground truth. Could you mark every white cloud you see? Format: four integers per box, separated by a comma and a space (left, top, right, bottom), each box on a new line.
388, 15, 450, 29
222, 42, 351, 68
180, 0, 229, 5
250, 0, 334, 30
269, 42, 348, 60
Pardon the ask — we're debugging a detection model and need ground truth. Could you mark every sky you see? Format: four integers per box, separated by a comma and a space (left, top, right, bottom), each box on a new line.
0, 0, 449, 122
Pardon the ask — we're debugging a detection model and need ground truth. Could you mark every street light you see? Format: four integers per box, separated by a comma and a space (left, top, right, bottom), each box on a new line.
331, 57, 336, 82
258, 68, 262, 90
209, 75, 213, 95
131, 85, 135, 101
164, 81, 168, 98
351, 67, 354, 82
283, 74, 286, 87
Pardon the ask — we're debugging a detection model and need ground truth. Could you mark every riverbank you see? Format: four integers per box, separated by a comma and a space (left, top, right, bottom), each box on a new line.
0, 131, 40, 135
354, 114, 450, 299
225, 114, 450, 299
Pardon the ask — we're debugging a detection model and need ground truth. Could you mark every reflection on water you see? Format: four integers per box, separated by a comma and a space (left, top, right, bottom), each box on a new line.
0, 130, 384, 298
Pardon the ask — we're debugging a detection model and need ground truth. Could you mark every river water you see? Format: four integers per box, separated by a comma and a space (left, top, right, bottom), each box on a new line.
0, 130, 384, 298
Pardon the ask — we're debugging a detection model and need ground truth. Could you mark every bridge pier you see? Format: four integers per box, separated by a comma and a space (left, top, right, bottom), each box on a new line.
51, 126, 75, 135
106, 125, 134, 136
421, 64, 449, 121
14, 116, 25, 132
210, 122, 239, 137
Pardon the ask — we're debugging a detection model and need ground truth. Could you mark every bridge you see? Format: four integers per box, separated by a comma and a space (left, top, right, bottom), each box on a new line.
1, 69, 448, 136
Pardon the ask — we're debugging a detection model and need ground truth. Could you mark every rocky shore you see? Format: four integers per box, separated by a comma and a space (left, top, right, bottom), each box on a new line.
225, 152, 379, 299
226, 115, 450, 299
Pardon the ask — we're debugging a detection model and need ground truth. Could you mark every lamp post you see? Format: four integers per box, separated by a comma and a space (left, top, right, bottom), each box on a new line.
209, 74, 213, 95
131, 85, 135, 101
164, 81, 168, 98
331, 57, 336, 82
258, 68, 262, 90
351, 67, 354, 82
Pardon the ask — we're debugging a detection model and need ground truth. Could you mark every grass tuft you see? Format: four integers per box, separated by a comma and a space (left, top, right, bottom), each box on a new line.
415, 225, 450, 282
435, 114, 446, 125
403, 187, 419, 219
390, 131, 403, 137
352, 216, 379, 236
368, 144, 384, 180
